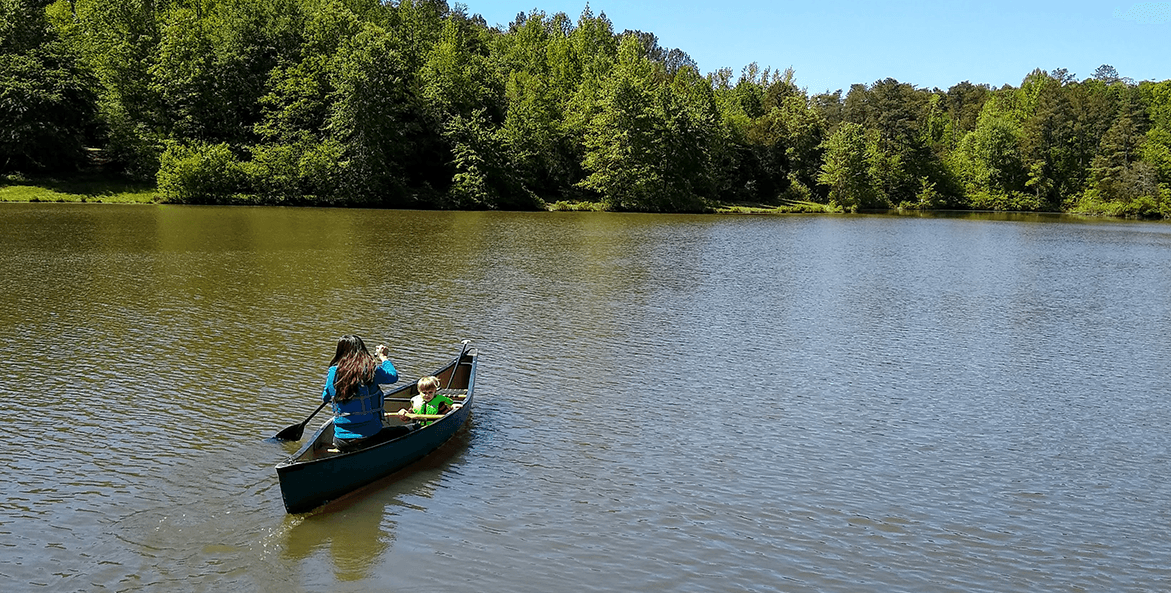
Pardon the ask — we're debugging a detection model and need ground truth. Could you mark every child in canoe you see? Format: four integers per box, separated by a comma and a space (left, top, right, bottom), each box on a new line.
394, 375, 460, 426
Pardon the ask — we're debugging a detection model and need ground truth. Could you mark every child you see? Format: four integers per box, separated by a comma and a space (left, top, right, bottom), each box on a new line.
396, 375, 459, 426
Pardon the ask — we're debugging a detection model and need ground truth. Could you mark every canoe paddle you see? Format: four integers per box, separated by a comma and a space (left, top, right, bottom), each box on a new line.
445, 340, 471, 390
392, 412, 448, 421
272, 400, 329, 441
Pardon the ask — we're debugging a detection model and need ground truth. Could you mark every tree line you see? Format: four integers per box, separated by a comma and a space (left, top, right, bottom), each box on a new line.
2, 0, 1169, 217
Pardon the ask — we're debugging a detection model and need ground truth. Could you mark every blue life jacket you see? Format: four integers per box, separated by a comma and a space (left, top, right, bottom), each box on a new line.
322, 361, 398, 439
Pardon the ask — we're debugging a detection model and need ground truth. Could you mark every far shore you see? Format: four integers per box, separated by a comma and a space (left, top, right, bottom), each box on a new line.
3, 174, 1165, 220
0, 173, 836, 213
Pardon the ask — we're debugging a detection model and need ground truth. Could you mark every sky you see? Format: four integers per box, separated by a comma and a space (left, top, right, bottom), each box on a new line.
462, 1, 1171, 93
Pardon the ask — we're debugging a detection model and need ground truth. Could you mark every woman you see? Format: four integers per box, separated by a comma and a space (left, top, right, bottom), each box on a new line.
322, 334, 399, 451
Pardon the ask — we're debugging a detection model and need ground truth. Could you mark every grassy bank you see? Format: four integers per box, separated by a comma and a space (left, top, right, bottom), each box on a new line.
0, 173, 158, 204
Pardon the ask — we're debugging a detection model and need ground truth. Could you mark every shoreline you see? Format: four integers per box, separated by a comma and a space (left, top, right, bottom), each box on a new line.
2, 175, 1166, 221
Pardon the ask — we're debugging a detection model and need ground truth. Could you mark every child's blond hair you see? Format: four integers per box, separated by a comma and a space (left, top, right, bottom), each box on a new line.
417, 375, 440, 393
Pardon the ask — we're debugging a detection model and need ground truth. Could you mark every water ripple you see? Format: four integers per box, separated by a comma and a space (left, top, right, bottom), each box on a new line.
3, 206, 1171, 591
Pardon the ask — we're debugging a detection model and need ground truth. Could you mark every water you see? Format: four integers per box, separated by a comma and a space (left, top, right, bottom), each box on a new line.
1, 204, 1169, 592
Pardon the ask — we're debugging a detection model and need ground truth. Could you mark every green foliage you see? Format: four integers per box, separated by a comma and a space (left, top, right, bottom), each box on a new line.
420, 16, 497, 120
444, 111, 541, 209
2, 0, 1166, 216
495, 10, 583, 201
818, 122, 878, 211
950, 98, 1026, 199
244, 142, 302, 202
255, 2, 359, 145
547, 199, 606, 211
1070, 186, 1170, 218
243, 139, 344, 203
150, 8, 219, 140
1089, 113, 1158, 203
965, 189, 1043, 212
149, 0, 300, 145
0, 0, 97, 172
729, 71, 827, 204
577, 36, 663, 210
840, 78, 951, 205
325, 22, 420, 203
157, 141, 246, 203
577, 36, 715, 212
1142, 127, 1171, 184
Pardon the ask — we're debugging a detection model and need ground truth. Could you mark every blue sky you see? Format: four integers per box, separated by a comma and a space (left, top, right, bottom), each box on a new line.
463, 1, 1171, 93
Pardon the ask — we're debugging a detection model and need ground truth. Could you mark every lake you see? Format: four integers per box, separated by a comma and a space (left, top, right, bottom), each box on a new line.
2, 203, 1169, 592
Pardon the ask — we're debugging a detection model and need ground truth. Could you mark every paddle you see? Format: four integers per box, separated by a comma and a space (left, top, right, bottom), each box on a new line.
272, 400, 329, 442
445, 339, 472, 390
393, 412, 448, 421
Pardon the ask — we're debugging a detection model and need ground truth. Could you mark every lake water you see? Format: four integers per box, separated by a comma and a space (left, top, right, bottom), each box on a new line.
2, 203, 1169, 592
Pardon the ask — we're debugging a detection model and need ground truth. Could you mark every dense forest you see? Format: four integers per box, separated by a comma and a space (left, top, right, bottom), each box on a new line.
2, 0, 1170, 217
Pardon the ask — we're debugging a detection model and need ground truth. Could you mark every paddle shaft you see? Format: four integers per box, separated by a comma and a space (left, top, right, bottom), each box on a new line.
391, 412, 447, 420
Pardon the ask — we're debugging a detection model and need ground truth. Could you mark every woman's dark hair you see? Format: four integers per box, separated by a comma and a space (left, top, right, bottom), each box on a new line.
330, 334, 378, 401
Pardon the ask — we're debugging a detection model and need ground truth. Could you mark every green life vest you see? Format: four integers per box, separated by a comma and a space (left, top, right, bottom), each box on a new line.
413, 393, 455, 426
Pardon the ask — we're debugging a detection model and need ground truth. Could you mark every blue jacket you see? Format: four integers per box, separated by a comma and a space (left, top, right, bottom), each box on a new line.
322, 359, 399, 439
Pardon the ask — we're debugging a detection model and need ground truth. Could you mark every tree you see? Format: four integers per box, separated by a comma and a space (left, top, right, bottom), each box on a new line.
1139, 80, 1171, 190
950, 97, 1028, 207
0, 0, 97, 171
619, 29, 695, 78
255, 0, 362, 145
1091, 64, 1135, 86
493, 10, 583, 201
1090, 114, 1157, 202
843, 78, 940, 201
818, 122, 877, 210
149, 7, 221, 141
1018, 74, 1118, 208
577, 36, 712, 211
326, 22, 422, 203
744, 92, 826, 203
945, 81, 990, 136
67, 0, 167, 177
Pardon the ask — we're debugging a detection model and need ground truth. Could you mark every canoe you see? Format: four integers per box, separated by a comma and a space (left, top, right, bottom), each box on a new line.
276, 343, 478, 513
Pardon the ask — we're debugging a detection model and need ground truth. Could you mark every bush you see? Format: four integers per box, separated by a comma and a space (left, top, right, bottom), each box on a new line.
157, 142, 246, 203
548, 200, 607, 211
1070, 187, 1171, 219
297, 140, 346, 202
244, 143, 300, 204
966, 190, 1044, 211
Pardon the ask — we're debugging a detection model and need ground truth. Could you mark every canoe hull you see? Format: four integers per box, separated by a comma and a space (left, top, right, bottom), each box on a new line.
276, 346, 477, 514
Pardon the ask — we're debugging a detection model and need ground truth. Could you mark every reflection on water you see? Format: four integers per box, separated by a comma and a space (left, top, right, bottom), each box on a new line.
277, 418, 471, 584
282, 503, 393, 582
2, 204, 1170, 592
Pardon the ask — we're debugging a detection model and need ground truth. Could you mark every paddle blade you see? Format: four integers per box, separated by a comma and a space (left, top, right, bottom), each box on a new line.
272, 422, 305, 441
